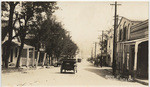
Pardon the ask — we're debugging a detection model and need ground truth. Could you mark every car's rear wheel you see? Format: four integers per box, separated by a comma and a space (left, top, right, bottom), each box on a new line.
60, 69, 63, 73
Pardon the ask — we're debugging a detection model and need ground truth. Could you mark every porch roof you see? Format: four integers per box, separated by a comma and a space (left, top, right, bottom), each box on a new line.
2, 40, 34, 49
13, 41, 34, 48
117, 37, 148, 44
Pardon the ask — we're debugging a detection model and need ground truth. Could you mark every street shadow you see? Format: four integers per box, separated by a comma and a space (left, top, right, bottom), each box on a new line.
55, 72, 75, 74
2, 67, 27, 74
88, 64, 94, 67
85, 67, 113, 79
84, 67, 142, 84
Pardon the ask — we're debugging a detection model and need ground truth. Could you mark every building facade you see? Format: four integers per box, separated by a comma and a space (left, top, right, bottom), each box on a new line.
116, 17, 148, 79
128, 20, 148, 79
2, 20, 36, 67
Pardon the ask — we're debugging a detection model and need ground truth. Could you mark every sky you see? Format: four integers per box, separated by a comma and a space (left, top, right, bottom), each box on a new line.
54, 1, 149, 58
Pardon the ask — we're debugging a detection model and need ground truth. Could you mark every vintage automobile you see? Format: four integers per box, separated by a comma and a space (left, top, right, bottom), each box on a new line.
54, 58, 64, 67
54, 61, 62, 67
60, 59, 77, 73
77, 58, 82, 63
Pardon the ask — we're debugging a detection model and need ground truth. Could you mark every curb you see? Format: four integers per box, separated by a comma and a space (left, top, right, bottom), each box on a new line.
134, 79, 149, 86
104, 69, 149, 86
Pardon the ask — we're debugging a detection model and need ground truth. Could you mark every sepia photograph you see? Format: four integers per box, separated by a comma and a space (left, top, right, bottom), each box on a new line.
1, 1, 149, 87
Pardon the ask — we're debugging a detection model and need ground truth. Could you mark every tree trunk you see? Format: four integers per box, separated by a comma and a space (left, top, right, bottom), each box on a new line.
16, 24, 27, 68
16, 15, 28, 68
16, 38, 25, 68
51, 56, 53, 65
49, 56, 51, 65
4, 3, 15, 68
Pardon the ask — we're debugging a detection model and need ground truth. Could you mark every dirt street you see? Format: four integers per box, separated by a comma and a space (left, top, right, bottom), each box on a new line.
2, 59, 147, 87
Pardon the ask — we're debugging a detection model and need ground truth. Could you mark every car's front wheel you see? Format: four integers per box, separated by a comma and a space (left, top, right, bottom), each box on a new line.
73, 69, 76, 74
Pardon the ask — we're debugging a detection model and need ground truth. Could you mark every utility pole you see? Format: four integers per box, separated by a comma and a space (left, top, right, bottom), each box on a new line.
110, 1, 121, 76
95, 42, 97, 58
101, 30, 104, 55
91, 48, 93, 58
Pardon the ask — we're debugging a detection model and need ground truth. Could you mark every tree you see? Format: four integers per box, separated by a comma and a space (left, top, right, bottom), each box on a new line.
30, 17, 78, 62
2, 2, 19, 68
2, 1, 78, 68
62, 36, 78, 58
15, 2, 58, 67
39, 18, 67, 60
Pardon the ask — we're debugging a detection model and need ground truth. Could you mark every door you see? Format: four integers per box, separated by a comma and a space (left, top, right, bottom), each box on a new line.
137, 41, 148, 79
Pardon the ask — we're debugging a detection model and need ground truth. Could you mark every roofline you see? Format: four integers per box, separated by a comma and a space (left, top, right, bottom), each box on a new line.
131, 19, 148, 28
117, 16, 144, 29
117, 17, 132, 29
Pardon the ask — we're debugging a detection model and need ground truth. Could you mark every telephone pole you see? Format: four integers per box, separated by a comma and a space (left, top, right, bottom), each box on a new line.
91, 48, 93, 58
110, 1, 121, 76
95, 42, 97, 58
101, 30, 104, 55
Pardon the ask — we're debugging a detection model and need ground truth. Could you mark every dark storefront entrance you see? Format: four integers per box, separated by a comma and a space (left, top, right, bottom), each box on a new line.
137, 41, 148, 79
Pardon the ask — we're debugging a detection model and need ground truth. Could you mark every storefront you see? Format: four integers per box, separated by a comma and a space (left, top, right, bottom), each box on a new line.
121, 19, 148, 79
120, 37, 148, 79
21, 44, 35, 67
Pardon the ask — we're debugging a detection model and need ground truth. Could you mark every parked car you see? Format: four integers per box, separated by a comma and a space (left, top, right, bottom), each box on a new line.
54, 59, 63, 67
60, 59, 77, 73
77, 58, 82, 63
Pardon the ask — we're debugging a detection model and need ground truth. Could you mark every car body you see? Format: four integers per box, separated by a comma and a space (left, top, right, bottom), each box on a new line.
54, 61, 62, 67
60, 59, 77, 73
77, 58, 82, 62
53, 58, 63, 67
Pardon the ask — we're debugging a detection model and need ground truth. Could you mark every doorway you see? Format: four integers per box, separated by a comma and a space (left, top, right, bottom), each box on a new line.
137, 41, 148, 79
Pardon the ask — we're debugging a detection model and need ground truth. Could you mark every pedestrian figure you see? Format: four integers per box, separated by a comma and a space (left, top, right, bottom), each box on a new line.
94, 59, 98, 67
98, 59, 100, 67
94, 59, 96, 66
100, 56, 103, 67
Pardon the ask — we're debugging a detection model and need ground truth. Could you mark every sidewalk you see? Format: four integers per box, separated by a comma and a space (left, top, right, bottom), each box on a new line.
2, 65, 54, 74
134, 79, 149, 86
96, 66, 149, 86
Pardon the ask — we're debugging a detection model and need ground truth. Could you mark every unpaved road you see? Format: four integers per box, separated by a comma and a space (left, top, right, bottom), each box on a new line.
2, 59, 147, 87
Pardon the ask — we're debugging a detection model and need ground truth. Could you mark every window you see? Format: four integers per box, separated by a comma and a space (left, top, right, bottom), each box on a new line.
123, 27, 126, 40
119, 29, 122, 41
29, 48, 34, 58
29, 52, 33, 58
29, 48, 33, 51
21, 49, 27, 58
127, 24, 130, 40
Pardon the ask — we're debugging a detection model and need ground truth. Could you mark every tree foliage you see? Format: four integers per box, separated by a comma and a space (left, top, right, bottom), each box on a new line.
30, 17, 78, 59
2, 1, 78, 68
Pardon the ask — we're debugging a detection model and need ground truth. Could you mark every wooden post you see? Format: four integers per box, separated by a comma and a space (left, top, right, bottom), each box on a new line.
46, 55, 49, 66
18, 47, 22, 67
122, 43, 125, 72
42, 53, 47, 67
49, 56, 51, 65
133, 42, 139, 79
32, 48, 35, 67
50, 57, 52, 65
36, 52, 40, 68
26, 48, 29, 67
134, 43, 138, 71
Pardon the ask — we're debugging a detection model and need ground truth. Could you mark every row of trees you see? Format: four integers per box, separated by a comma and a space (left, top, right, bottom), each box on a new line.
2, 2, 78, 68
